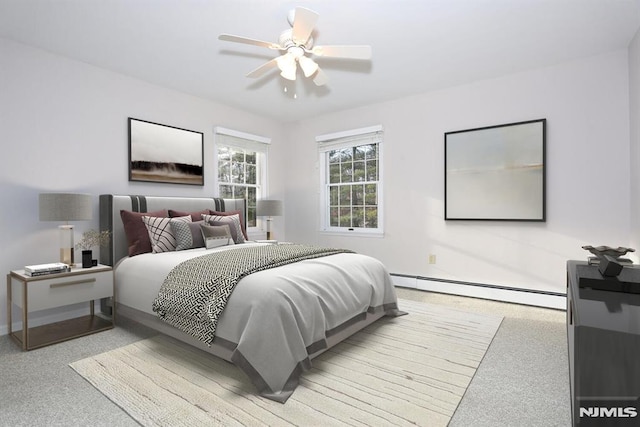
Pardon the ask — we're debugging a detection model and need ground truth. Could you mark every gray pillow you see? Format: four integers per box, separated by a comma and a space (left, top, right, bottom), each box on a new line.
171, 220, 205, 251
201, 214, 245, 244
200, 224, 234, 249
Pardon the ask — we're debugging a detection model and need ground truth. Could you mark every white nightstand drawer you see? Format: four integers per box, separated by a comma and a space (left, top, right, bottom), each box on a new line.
11, 269, 113, 312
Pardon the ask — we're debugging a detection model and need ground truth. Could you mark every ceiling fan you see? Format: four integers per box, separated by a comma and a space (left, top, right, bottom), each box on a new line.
218, 7, 372, 87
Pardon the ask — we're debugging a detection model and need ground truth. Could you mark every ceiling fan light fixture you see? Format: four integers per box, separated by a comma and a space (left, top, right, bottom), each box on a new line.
276, 54, 297, 80
219, 7, 372, 88
280, 67, 297, 81
298, 56, 319, 77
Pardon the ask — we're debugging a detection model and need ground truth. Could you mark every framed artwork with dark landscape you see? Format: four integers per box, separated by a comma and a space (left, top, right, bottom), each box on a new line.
445, 119, 546, 221
128, 118, 204, 185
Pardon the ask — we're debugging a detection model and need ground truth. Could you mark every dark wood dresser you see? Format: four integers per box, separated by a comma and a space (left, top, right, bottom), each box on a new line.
566, 260, 640, 426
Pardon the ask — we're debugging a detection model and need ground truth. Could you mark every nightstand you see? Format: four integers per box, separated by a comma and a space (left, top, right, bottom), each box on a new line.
6, 264, 114, 351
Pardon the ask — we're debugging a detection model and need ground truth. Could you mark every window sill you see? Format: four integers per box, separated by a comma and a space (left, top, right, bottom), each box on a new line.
319, 230, 384, 238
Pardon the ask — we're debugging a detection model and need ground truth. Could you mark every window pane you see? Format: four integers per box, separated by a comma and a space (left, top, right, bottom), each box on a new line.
218, 146, 230, 161
220, 185, 233, 198
339, 207, 351, 227
366, 160, 378, 181
232, 150, 245, 163
341, 163, 353, 183
353, 161, 365, 182
365, 184, 377, 205
329, 186, 339, 206
247, 187, 256, 205
330, 207, 339, 226
354, 145, 367, 160
232, 162, 245, 183
234, 186, 247, 200
329, 164, 341, 184
246, 151, 256, 165
352, 207, 364, 227
247, 207, 256, 227
339, 185, 351, 205
339, 147, 352, 162
218, 161, 230, 183
366, 144, 378, 160
329, 150, 341, 164
365, 207, 378, 228
246, 164, 257, 185
352, 184, 364, 206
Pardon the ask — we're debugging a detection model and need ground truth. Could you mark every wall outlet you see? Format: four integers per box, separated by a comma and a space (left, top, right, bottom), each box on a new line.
428, 254, 436, 264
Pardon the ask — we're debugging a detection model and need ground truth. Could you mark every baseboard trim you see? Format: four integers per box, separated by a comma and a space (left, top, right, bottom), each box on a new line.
391, 273, 566, 310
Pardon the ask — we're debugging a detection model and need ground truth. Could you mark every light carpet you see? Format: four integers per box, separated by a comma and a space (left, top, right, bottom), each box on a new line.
70, 299, 503, 426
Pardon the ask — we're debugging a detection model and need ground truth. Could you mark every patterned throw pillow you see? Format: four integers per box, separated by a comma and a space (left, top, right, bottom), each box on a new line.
209, 210, 249, 241
142, 215, 191, 253
200, 224, 234, 249
201, 213, 245, 244
171, 220, 205, 251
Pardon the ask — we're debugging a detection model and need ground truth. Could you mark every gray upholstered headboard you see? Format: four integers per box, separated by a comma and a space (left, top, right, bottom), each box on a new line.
99, 194, 246, 266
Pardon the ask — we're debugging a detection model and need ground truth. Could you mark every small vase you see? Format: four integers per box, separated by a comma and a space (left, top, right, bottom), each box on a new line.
82, 250, 93, 268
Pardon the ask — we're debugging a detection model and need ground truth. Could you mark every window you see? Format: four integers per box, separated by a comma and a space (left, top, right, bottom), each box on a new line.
317, 125, 383, 235
214, 127, 270, 229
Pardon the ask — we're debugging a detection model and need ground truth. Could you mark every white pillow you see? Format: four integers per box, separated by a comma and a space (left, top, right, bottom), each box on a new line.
142, 215, 192, 253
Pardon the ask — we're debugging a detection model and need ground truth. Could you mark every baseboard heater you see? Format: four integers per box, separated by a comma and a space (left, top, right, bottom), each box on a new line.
391, 273, 566, 310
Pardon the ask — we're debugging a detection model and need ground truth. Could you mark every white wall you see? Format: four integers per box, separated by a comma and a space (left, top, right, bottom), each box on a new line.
630, 29, 640, 258
284, 50, 631, 296
0, 38, 286, 334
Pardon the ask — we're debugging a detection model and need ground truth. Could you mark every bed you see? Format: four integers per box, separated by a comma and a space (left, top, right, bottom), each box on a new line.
99, 194, 401, 403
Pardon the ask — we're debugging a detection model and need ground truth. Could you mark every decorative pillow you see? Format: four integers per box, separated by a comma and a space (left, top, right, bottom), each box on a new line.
209, 210, 249, 241
200, 224, 234, 249
168, 209, 210, 222
210, 220, 238, 243
202, 213, 245, 244
171, 220, 205, 251
142, 215, 191, 253
120, 209, 168, 256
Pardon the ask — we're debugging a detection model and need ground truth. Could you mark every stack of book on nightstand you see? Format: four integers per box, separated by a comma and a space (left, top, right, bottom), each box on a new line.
24, 262, 70, 277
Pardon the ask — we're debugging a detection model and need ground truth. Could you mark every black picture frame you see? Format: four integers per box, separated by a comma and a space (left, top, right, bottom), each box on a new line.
128, 118, 204, 185
444, 118, 546, 221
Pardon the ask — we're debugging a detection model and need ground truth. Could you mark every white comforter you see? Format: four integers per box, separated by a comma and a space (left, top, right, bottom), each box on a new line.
115, 242, 399, 402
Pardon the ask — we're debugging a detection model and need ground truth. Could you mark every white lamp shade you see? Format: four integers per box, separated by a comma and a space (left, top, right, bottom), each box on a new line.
298, 56, 319, 77
277, 54, 297, 81
256, 200, 283, 217
39, 193, 92, 222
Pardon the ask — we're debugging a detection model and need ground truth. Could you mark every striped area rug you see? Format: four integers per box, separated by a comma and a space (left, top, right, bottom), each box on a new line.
70, 299, 502, 426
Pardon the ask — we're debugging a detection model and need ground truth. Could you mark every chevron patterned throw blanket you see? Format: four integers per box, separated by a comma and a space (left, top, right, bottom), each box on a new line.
152, 244, 354, 345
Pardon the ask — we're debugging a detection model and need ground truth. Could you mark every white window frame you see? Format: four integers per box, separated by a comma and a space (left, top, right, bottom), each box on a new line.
213, 127, 271, 233
317, 125, 384, 236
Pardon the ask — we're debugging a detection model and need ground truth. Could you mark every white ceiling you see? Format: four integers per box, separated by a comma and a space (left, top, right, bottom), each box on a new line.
1, 0, 639, 123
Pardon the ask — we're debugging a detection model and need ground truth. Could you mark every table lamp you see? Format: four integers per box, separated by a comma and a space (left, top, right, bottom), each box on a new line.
256, 199, 283, 240
39, 193, 92, 266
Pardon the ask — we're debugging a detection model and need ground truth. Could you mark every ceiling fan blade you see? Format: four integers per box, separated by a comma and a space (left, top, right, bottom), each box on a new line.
246, 57, 279, 78
312, 45, 372, 60
291, 7, 319, 45
219, 33, 282, 50
313, 67, 329, 86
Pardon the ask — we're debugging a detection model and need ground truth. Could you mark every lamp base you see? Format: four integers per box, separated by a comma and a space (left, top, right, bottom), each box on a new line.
59, 225, 75, 266
266, 217, 274, 241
